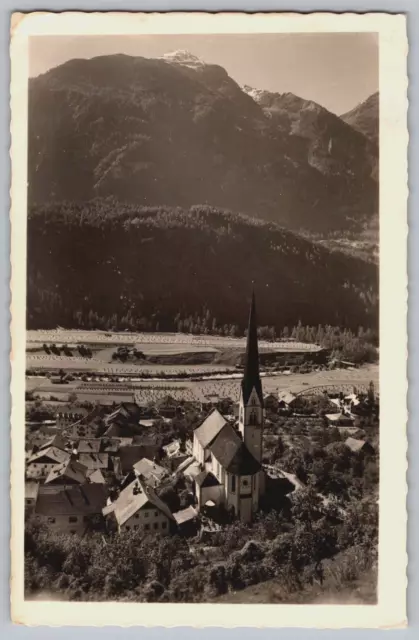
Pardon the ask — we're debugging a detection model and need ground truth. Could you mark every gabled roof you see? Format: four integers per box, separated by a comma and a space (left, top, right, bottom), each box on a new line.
241, 291, 263, 406
345, 437, 374, 453
105, 478, 173, 526
86, 469, 106, 484
45, 458, 88, 485
173, 506, 198, 525
133, 458, 167, 488
194, 409, 227, 448
278, 391, 297, 405
35, 484, 107, 517
210, 424, 261, 476
38, 434, 67, 452
78, 453, 109, 469
27, 446, 70, 465
77, 438, 102, 454
118, 444, 160, 473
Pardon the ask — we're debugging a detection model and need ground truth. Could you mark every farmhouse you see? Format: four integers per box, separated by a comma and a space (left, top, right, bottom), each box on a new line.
26, 446, 70, 480
103, 477, 174, 534
191, 292, 265, 523
34, 484, 108, 535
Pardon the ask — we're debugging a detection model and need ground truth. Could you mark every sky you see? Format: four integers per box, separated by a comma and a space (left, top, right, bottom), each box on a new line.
29, 33, 378, 115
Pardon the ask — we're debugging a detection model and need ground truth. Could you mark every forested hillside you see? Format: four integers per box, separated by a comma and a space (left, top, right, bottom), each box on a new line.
27, 200, 378, 332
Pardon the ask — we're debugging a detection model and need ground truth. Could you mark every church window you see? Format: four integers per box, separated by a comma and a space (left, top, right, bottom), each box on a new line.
249, 410, 258, 426
231, 475, 236, 493
242, 479, 249, 487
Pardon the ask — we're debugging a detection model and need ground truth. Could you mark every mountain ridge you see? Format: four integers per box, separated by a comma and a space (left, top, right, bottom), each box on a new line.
28, 53, 379, 235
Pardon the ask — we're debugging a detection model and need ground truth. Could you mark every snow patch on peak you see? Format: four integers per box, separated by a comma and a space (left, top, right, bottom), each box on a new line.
159, 50, 206, 69
241, 85, 270, 104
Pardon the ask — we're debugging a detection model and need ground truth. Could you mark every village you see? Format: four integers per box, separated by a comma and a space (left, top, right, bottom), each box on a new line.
25, 295, 379, 548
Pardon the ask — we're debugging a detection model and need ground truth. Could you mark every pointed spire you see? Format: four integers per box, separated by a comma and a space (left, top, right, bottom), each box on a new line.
241, 289, 263, 405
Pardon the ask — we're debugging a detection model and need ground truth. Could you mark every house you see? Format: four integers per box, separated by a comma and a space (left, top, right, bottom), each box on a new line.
163, 439, 181, 458
76, 438, 102, 454
345, 438, 375, 455
118, 444, 160, 475
26, 447, 70, 480
35, 433, 68, 453
56, 409, 88, 430
172, 506, 199, 536
86, 469, 106, 484
191, 292, 265, 523
325, 413, 355, 427
78, 453, 110, 471
34, 484, 108, 535
133, 458, 168, 489
25, 481, 39, 511
45, 458, 89, 487
156, 395, 179, 418
101, 437, 133, 454
70, 422, 99, 440
278, 391, 297, 410
103, 477, 174, 535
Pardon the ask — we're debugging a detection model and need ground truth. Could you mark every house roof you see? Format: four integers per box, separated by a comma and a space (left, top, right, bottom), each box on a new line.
86, 469, 106, 484
45, 459, 88, 485
194, 409, 227, 448
133, 458, 167, 488
105, 478, 173, 526
345, 437, 374, 453
38, 434, 67, 452
35, 484, 107, 517
210, 424, 261, 476
173, 506, 198, 525
195, 470, 220, 488
78, 453, 109, 469
27, 446, 70, 465
77, 439, 102, 454
326, 413, 355, 423
278, 391, 297, 405
118, 445, 158, 472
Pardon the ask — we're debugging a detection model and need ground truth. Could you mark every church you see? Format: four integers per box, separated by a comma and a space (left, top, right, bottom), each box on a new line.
192, 292, 266, 523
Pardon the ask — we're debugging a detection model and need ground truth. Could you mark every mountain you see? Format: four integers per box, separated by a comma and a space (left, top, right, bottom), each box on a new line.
27, 201, 378, 332
242, 87, 377, 181
28, 52, 378, 234
341, 92, 379, 146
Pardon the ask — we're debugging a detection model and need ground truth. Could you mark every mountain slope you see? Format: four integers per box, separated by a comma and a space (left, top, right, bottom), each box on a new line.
27, 201, 378, 332
242, 87, 377, 180
28, 53, 378, 234
341, 92, 379, 146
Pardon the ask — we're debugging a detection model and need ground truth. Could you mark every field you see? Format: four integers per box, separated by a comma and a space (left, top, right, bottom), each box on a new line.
26, 329, 322, 353
27, 364, 379, 405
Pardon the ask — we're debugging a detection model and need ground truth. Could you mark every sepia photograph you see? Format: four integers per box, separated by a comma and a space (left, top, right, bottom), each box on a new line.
10, 12, 408, 628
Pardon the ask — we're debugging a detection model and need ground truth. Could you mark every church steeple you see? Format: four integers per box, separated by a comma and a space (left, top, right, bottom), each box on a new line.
241, 290, 263, 406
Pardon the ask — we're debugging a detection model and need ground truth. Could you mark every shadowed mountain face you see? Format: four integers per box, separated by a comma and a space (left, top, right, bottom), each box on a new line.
341, 92, 379, 146
29, 52, 378, 234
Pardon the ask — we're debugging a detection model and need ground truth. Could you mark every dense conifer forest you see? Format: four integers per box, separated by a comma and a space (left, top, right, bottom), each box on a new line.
27, 200, 378, 335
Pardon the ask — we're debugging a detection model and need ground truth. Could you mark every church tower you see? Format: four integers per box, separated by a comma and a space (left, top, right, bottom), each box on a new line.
238, 291, 264, 463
